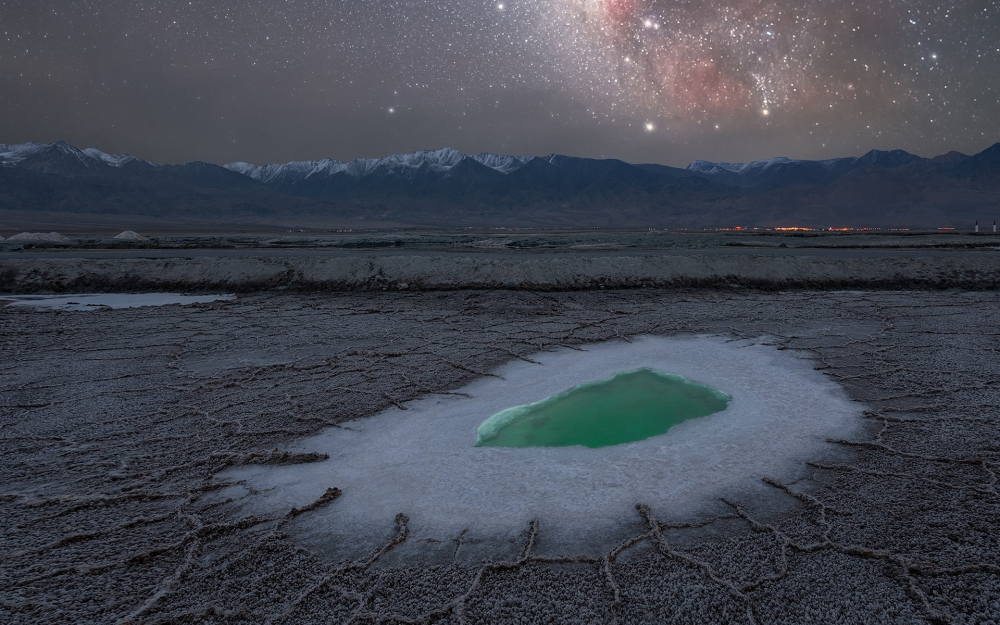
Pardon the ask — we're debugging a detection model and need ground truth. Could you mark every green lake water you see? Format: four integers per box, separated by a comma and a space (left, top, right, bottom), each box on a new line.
475, 368, 731, 449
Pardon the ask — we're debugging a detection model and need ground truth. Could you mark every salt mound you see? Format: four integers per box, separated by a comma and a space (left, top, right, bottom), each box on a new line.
113, 230, 149, 241
8, 232, 69, 242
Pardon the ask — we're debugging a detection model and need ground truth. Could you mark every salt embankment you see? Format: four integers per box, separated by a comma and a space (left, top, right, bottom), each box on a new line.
2, 251, 1000, 292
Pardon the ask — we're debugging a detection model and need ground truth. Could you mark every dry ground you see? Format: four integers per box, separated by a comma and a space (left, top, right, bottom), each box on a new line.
2, 290, 999, 624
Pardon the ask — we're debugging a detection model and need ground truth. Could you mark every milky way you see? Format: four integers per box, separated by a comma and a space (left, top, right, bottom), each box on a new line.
526, 0, 997, 141
0, 0, 996, 165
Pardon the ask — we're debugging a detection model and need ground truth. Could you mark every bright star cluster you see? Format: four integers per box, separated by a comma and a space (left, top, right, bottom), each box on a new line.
0, 0, 996, 165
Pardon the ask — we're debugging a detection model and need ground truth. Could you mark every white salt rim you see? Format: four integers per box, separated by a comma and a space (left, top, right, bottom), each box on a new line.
225, 335, 862, 557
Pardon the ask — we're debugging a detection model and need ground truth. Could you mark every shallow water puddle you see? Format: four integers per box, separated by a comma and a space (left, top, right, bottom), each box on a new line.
476, 368, 730, 448
3, 293, 235, 310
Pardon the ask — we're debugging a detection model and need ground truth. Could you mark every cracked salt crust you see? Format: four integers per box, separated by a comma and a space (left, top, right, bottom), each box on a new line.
230, 335, 862, 554
5, 291, 999, 623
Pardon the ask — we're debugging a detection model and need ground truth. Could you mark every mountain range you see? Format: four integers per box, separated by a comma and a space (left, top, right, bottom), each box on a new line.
1, 141, 998, 230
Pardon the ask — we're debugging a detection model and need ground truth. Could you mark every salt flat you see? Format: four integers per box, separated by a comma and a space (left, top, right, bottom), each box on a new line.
2, 288, 999, 624
2, 231, 1000, 293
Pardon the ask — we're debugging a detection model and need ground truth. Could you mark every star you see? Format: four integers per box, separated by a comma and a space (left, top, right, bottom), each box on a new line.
1, 0, 993, 165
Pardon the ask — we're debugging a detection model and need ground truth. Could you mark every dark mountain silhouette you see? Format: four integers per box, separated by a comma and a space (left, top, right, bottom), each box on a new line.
0, 142, 310, 220
684, 149, 923, 190
1, 141, 998, 229
930, 151, 969, 166
951, 143, 1000, 183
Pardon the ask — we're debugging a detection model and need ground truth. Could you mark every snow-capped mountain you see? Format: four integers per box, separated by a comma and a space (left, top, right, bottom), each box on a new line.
0, 141, 281, 221
470, 153, 533, 174
0, 141, 149, 172
81, 147, 144, 168
222, 145, 940, 194
225, 159, 332, 187
1, 140, 998, 228
0, 142, 54, 166
686, 150, 922, 188
224, 148, 537, 187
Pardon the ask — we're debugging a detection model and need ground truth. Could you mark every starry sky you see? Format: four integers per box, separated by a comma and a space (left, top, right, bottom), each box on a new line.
1, 1, 997, 167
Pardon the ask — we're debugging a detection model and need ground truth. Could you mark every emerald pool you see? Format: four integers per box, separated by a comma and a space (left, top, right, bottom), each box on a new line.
475, 368, 731, 449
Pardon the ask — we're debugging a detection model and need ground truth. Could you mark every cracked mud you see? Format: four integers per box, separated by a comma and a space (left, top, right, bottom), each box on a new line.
2, 290, 999, 624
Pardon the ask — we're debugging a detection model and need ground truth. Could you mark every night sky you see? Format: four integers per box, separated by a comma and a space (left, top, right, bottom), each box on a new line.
1, 1, 997, 167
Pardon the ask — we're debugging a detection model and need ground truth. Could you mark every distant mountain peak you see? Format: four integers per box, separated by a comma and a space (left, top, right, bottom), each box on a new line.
81, 147, 143, 167
223, 147, 541, 184
0, 141, 147, 169
470, 152, 533, 173
686, 149, 923, 188
931, 151, 970, 165
0, 141, 47, 165
854, 148, 920, 168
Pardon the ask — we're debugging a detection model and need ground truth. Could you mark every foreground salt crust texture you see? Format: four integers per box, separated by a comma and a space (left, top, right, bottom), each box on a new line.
5, 291, 1000, 623
233, 336, 861, 553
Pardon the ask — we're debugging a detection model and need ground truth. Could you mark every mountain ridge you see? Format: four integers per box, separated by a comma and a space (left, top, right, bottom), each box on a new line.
1, 140, 998, 229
